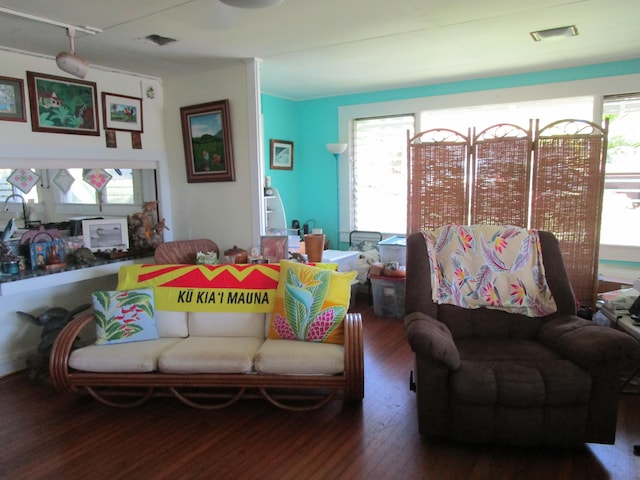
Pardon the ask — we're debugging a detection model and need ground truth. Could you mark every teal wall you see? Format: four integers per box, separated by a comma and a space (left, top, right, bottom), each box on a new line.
261, 95, 300, 227
262, 58, 640, 249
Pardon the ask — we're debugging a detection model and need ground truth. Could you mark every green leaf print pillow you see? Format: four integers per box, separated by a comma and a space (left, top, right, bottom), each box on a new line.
92, 288, 159, 345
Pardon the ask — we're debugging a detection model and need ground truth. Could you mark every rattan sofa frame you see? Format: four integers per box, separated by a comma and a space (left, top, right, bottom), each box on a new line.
50, 311, 364, 411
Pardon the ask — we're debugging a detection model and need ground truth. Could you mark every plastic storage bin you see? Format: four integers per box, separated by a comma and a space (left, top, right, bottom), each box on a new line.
379, 236, 407, 265
370, 275, 405, 319
321, 249, 359, 272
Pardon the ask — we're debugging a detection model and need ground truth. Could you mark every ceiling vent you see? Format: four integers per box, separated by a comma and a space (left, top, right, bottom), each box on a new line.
530, 25, 578, 42
138, 34, 177, 46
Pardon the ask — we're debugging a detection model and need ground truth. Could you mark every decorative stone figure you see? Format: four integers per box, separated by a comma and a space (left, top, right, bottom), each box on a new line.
17, 303, 90, 383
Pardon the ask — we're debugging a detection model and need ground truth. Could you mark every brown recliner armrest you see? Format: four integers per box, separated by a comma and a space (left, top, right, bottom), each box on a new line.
405, 312, 461, 370
538, 315, 640, 369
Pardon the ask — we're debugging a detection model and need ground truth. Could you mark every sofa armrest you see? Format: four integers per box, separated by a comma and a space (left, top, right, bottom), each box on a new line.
50, 311, 95, 393
538, 315, 640, 369
405, 312, 460, 370
343, 312, 364, 400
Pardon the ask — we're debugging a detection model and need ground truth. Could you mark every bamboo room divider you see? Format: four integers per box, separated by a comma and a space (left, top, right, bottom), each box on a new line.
407, 119, 608, 307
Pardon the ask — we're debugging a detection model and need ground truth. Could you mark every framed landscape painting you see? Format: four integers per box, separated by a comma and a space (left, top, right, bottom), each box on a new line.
180, 99, 235, 183
102, 92, 143, 132
0, 76, 26, 122
26, 71, 99, 135
270, 139, 293, 170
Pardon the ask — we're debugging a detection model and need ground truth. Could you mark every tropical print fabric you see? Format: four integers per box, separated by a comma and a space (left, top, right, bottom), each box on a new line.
268, 260, 356, 344
424, 225, 557, 317
93, 288, 159, 345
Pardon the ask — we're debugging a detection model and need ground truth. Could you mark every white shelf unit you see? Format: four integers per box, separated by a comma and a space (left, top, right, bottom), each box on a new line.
264, 187, 287, 234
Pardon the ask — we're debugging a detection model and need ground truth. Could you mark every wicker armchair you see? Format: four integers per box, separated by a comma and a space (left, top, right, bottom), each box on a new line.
154, 239, 219, 264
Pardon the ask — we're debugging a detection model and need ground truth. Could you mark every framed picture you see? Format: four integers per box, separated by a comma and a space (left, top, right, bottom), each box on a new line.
260, 235, 288, 263
105, 130, 117, 148
0, 76, 26, 122
26, 71, 99, 135
101, 92, 143, 132
270, 139, 294, 170
28, 239, 66, 270
82, 218, 129, 252
180, 99, 235, 183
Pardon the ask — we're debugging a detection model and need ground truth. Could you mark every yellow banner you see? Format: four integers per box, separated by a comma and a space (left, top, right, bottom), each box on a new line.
117, 264, 280, 312
117, 263, 337, 313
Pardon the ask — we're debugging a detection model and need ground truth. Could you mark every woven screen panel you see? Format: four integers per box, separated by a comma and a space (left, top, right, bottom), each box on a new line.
532, 121, 607, 307
407, 130, 470, 233
472, 124, 532, 227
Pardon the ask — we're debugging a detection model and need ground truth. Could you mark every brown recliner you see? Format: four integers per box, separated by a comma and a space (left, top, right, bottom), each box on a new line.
404, 230, 639, 446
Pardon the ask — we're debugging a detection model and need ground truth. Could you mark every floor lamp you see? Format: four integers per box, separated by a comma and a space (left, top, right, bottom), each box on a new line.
326, 143, 348, 249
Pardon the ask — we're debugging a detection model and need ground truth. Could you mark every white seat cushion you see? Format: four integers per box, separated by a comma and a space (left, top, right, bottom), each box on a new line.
254, 339, 344, 375
69, 339, 181, 373
158, 337, 264, 374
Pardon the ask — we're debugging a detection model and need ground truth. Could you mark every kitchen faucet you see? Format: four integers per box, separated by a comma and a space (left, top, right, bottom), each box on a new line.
3, 194, 28, 228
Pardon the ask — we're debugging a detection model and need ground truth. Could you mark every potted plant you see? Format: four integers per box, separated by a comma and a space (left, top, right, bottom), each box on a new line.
0, 241, 20, 274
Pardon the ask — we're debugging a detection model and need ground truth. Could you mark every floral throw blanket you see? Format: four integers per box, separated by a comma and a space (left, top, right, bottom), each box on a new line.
424, 225, 557, 317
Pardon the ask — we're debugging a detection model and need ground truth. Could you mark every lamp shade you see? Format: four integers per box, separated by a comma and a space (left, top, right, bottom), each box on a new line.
55, 52, 89, 79
326, 143, 348, 155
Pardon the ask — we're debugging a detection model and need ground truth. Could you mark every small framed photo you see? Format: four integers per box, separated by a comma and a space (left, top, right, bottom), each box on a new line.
28, 239, 66, 270
102, 92, 143, 132
0, 76, 26, 122
26, 71, 99, 135
82, 218, 129, 252
260, 235, 288, 263
105, 129, 117, 148
270, 139, 294, 170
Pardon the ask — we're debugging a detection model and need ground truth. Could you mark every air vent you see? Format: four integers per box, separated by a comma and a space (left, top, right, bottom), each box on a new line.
137, 34, 177, 46
530, 25, 578, 42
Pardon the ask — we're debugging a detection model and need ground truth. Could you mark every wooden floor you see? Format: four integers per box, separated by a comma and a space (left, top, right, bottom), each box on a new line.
1, 298, 639, 480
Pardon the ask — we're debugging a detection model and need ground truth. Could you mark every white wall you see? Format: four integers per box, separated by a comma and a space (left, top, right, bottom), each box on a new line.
0, 51, 264, 376
0, 48, 170, 376
162, 60, 262, 255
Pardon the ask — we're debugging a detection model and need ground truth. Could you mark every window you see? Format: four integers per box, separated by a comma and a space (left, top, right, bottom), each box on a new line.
0, 169, 39, 203
352, 115, 414, 233
601, 94, 640, 248
350, 98, 594, 236
59, 168, 137, 205
420, 97, 594, 134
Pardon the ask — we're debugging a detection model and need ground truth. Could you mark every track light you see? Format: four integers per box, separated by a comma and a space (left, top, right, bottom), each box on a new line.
220, 0, 284, 8
0, 7, 100, 78
56, 29, 89, 79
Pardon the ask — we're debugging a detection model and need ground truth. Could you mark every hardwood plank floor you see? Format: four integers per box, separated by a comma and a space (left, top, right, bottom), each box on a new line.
0, 297, 638, 480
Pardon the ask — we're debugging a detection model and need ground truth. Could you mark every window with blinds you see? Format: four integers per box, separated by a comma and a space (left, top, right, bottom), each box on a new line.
352, 114, 414, 233
601, 93, 640, 248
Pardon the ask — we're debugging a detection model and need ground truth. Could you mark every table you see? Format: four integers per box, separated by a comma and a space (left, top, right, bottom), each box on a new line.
615, 315, 640, 394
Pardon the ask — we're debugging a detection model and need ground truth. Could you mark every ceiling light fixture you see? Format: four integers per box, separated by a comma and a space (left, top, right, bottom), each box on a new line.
0, 6, 101, 78
56, 29, 89, 78
530, 25, 578, 42
219, 0, 284, 9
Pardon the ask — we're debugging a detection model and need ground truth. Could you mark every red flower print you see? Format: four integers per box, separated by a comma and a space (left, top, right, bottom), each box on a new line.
493, 237, 507, 253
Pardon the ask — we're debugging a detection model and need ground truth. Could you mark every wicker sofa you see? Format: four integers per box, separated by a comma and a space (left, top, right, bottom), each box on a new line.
50, 263, 364, 411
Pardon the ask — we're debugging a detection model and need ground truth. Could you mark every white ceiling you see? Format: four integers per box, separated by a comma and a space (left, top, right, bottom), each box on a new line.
0, 0, 638, 100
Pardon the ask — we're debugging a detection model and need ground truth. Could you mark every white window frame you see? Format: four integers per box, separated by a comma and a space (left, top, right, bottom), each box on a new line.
338, 73, 640, 269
